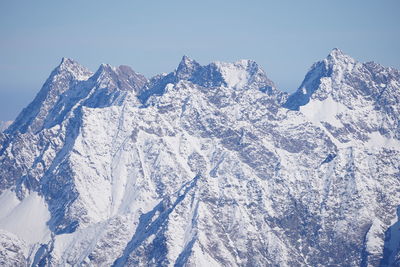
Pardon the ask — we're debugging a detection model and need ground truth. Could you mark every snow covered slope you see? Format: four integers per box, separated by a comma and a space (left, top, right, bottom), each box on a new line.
0, 50, 399, 266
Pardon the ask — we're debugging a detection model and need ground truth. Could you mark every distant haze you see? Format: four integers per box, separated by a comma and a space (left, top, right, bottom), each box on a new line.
1, 0, 399, 120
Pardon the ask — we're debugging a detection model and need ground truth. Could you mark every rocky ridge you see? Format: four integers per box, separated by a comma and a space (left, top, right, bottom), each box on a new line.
0, 50, 399, 266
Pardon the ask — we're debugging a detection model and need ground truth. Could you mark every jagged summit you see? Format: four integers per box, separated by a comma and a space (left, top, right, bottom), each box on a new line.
284, 47, 400, 142
55, 57, 93, 81
138, 56, 280, 104
5, 59, 147, 134
177, 55, 200, 69
60, 57, 75, 66
5, 58, 92, 134
92, 63, 147, 93
326, 48, 356, 68
283, 47, 400, 111
283, 48, 357, 110
176, 56, 276, 90
59, 57, 79, 66
328, 47, 345, 57
1, 51, 400, 266
176, 55, 201, 80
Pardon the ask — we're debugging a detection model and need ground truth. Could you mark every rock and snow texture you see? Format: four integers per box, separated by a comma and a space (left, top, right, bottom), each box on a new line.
0, 50, 400, 266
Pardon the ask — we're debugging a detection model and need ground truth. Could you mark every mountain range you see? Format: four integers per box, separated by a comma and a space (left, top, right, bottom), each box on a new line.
0, 49, 399, 266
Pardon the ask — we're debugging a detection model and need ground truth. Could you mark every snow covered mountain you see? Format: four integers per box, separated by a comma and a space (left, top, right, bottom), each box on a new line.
0, 49, 399, 266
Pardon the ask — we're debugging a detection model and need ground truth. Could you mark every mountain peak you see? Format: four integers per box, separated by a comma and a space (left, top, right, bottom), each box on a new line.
138, 57, 280, 104
96, 63, 115, 74
283, 48, 356, 110
56, 57, 92, 81
93, 63, 147, 93
328, 48, 345, 57
178, 55, 200, 67
181, 55, 194, 64
326, 48, 355, 66
2, 52, 400, 266
283, 48, 400, 112
176, 55, 201, 80
60, 57, 75, 65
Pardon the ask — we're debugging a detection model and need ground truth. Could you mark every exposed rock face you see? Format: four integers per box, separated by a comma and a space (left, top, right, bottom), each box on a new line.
0, 50, 399, 266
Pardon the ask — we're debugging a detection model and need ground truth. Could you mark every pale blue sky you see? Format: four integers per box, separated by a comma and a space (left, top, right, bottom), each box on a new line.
1, 0, 399, 120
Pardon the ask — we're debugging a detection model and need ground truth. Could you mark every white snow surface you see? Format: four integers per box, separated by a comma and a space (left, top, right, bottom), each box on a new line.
0, 190, 51, 255
0, 50, 400, 266
300, 95, 347, 127
214, 60, 251, 89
